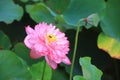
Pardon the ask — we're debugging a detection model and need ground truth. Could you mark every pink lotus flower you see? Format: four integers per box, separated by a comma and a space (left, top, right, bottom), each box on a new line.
24, 22, 71, 69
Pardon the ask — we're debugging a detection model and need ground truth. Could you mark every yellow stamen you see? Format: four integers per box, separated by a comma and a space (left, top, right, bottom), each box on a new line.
47, 34, 56, 43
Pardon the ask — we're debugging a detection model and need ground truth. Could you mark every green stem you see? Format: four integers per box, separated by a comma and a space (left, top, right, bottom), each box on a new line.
41, 61, 46, 80
69, 24, 81, 80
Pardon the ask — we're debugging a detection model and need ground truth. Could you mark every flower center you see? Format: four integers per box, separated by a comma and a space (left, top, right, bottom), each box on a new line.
47, 34, 56, 43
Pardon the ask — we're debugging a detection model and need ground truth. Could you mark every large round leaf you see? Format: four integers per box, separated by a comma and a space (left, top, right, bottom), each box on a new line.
0, 50, 31, 80
80, 57, 103, 80
98, 33, 120, 59
30, 61, 52, 80
0, 31, 11, 50
13, 43, 41, 66
101, 0, 120, 41
46, 0, 70, 14
51, 68, 69, 80
0, 0, 23, 24
63, 0, 106, 26
73, 76, 86, 80
26, 3, 54, 23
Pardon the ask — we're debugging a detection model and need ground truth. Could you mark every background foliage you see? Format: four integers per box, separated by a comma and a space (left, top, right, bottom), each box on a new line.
0, 0, 120, 80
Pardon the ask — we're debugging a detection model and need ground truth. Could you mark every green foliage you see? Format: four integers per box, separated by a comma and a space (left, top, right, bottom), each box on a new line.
101, 0, 120, 41
46, 0, 70, 14
74, 57, 103, 80
80, 57, 103, 80
26, 3, 54, 23
0, 50, 32, 80
20, 0, 28, 3
73, 76, 86, 80
0, 31, 11, 49
13, 43, 41, 65
1, 0, 120, 79
63, 0, 106, 26
30, 61, 52, 80
51, 69, 69, 80
13, 43, 30, 63
0, 0, 23, 24
98, 33, 120, 59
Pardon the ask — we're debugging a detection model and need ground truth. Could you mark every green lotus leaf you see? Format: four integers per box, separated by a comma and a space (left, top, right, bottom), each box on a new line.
0, 0, 23, 24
